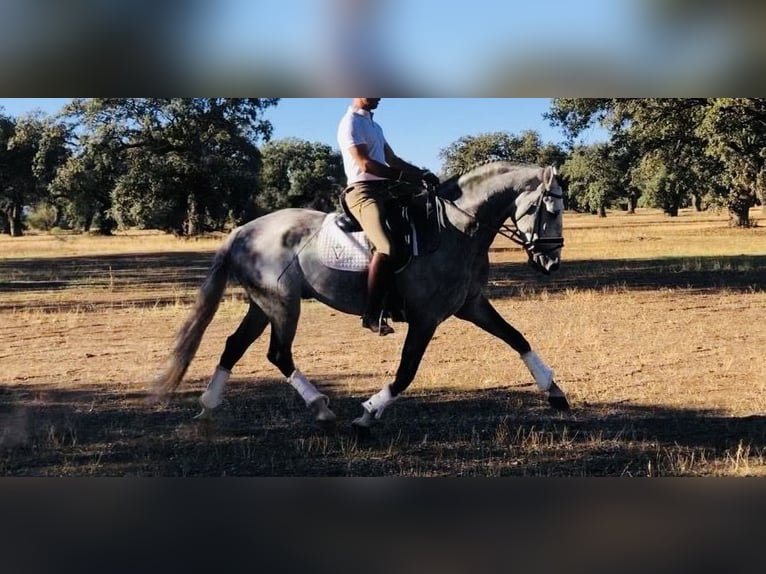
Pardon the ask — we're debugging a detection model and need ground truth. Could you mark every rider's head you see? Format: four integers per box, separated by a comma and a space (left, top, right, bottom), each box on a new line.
353, 98, 381, 111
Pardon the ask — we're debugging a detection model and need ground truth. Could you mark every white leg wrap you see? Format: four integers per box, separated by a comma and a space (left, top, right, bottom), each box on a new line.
288, 370, 328, 408
522, 351, 554, 392
362, 384, 399, 419
200, 366, 230, 410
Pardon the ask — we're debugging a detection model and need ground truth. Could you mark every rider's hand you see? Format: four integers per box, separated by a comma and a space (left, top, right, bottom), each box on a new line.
421, 170, 440, 188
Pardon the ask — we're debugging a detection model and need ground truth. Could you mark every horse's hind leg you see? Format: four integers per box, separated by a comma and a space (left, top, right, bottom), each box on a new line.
265, 298, 336, 423
196, 303, 269, 418
455, 294, 569, 411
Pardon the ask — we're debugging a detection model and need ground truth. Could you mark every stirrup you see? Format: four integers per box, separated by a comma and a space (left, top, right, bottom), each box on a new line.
361, 314, 395, 336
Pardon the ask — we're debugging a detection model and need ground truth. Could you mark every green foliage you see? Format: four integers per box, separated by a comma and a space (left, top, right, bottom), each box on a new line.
560, 144, 622, 215
549, 98, 762, 224
696, 98, 766, 225
258, 138, 344, 213
631, 152, 689, 215
49, 132, 119, 233
439, 130, 566, 177
25, 202, 58, 231
59, 98, 278, 235
545, 98, 617, 143
0, 111, 70, 236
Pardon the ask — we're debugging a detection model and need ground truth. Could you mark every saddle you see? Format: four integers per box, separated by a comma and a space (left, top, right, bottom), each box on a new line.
335, 187, 443, 324
337, 187, 438, 272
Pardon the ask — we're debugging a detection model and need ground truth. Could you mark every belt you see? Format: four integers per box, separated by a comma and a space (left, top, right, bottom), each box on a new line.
343, 180, 393, 195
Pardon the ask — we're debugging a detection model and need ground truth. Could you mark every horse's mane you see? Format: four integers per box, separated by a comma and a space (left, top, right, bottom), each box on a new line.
438, 159, 539, 201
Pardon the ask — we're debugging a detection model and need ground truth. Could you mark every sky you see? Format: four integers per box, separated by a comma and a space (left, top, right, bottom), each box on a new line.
201, 0, 643, 92
0, 98, 608, 173
1, 1, 763, 95
198, 0, 737, 93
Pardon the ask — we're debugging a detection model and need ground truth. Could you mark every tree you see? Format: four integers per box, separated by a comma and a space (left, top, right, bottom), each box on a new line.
545, 98, 617, 144
258, 138, 344, 213
49, 133, 121, 234
631, 152, 684, 215
547, 98, 760, 225
560, 144, 622, 216
696, 98, 766, 226
0, 111, 70, 236
439, 130, 566, 177
61, 98, 278, 235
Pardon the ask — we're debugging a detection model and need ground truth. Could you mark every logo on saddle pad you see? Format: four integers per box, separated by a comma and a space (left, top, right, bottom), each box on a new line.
316, 213, 372, 272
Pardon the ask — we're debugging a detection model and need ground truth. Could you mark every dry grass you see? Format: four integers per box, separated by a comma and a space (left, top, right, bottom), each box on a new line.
1, 208, 764, 476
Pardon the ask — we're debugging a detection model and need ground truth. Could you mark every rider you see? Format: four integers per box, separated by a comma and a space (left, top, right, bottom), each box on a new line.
337, 98, 440, 335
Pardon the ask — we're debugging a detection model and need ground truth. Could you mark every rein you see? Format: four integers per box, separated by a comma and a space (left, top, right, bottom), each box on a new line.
443, 186, 565, 257
508, 187, 566, 257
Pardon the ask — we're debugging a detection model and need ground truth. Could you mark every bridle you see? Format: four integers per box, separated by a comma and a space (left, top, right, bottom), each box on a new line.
503, 184, 565, 260
441, 182, 565, 271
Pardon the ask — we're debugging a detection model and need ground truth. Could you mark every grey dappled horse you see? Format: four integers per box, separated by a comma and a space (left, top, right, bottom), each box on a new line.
152, 161, 568, 430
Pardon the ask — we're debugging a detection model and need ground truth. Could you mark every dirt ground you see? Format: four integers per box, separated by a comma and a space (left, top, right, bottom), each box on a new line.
1, 209, 764, 476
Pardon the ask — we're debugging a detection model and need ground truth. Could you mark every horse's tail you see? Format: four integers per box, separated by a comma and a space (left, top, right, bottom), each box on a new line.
151, 234, 234, 399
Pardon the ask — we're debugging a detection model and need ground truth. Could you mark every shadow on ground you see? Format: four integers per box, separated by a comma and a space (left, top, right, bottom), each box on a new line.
0, 252, 219, 311
488, 254, 766, 298
2, 251, 763, 311
1, 379, 763, 476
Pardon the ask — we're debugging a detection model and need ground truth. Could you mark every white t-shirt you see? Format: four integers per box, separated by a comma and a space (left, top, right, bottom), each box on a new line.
337, 105, 388, 184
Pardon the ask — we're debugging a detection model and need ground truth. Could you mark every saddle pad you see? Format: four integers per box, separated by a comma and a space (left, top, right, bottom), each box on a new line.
315, 213, 371, 272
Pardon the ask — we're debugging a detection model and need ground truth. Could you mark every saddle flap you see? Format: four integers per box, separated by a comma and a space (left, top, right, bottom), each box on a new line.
316, 213, 371, 272
335, 213, 362, 233
338, 190, 363, 232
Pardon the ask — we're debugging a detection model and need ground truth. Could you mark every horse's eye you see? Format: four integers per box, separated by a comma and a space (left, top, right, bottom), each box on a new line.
526, 204, 537, 216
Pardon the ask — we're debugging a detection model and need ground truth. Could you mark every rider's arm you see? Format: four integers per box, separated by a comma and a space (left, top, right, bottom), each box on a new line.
347, 143, 428, 185
385, 144, 440, 187
384, 144, 426, 181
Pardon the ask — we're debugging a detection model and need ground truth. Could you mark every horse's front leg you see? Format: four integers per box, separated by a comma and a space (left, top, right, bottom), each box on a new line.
352, 320, 438, 430
455, 294, 569, 411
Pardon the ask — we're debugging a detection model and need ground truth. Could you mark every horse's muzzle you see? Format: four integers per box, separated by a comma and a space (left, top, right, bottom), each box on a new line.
529, 253, 560, 275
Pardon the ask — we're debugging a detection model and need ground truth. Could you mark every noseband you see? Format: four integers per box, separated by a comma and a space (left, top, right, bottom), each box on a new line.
501, 186, 565, 261
440, 180, 565, 273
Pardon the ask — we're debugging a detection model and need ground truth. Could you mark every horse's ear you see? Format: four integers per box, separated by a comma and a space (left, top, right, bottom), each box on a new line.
543, 165, 556, 190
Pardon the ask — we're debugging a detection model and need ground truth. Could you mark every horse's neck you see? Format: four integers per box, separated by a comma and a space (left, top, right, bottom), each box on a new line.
452, 178, 517, 230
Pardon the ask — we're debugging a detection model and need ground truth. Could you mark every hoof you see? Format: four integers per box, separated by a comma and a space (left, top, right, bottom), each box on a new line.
312, 398, 337, 424
352, 410, 375, 432
146, 392, 169, 408
193, 405, 214, 420
548, 394, 570, 411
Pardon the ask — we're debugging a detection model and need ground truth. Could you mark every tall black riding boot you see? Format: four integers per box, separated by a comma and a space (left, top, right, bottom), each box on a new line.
362, 252, 395, 336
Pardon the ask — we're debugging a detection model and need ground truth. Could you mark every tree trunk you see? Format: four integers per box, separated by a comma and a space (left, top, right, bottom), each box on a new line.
97, 208, 115, 235
692, 194, 703, 212
728, 205, 751, 227
53, 204, 64, 228
626, 194, 637, 214
663, 197, 679, 217
729, 191, 754, 227
5, 204, 24, 236
598, 205, 606, 218
185, 196, 202, 236
83, 209, 94, 232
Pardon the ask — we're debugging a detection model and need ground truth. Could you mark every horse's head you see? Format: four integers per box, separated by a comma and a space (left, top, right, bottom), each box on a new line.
511, 165, 564, 275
